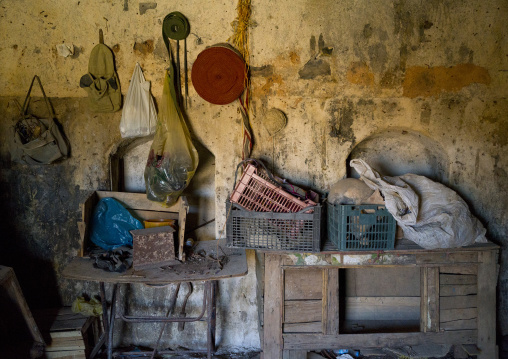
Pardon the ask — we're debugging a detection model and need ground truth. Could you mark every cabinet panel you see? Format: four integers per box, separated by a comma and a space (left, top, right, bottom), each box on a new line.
284, 269, 322, 300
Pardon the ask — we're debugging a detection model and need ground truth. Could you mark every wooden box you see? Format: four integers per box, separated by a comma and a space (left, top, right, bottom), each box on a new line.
77, 191, 188, 261
36, 307, 100, 359
131, 226, 178, 269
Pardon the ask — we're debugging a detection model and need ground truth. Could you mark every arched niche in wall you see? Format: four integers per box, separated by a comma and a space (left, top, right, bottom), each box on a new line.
346, 129, 450, 184
109, 137, 216, 241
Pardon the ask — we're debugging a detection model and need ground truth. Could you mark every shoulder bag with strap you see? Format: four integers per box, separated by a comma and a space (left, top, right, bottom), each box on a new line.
12, 75, 69, 165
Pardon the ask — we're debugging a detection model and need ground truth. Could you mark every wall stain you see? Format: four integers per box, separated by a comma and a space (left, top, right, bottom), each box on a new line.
310, 35, 316, 53
289, 51, 300, 64
328, 100, 356, 145
368, 43, 388, 74
250, 65, 274, 77
299, 58, 331, 79
403, 64, 491, 98
481, 105, 508, 147
133, 40, 154, 55
139, 2, 157, 15
153, 37, 167, 60
380, 69, 402, 88
394, 0, 414, 39
347, 62, 374, 87
459, 44, 474, 63
420, 102, 431, 125
258, 74, 284, 96
363, 24, 373, 39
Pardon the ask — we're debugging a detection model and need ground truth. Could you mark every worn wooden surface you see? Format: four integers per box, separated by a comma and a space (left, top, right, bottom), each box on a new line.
440, 295, 477, 310
345, 267, 420, 297
283, 330, 477, 349
264, 254, 283, 358
284, 300, 321, 323
344, 297, 420, 321
284, 268, 322, 300
322, 268, 339, 335
306, 239, 497, 255
0, 265, 45, 345
63, 240, 247, 284
283, 322, 322, 333
477, 250, 497, 359
262, 245, 498, 358
421, 267, 439, 332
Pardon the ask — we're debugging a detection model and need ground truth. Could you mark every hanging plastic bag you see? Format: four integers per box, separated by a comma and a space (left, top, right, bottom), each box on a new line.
119, 63, 157, 138
144, 64, 198, 206
90, 198, 143, 250
350, 159, 488, 249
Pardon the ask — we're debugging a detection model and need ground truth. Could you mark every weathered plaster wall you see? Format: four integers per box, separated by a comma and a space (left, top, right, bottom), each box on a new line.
1, 0, 507, 350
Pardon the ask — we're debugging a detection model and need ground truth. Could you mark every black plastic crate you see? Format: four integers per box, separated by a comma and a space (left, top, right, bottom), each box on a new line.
226, 200, 321, 252
327, 203, 396, 251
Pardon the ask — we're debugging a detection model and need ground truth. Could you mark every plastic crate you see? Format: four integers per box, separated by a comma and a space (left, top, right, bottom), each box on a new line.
327, 203, 396, 251
230, 163, 315, 213
226, 200, 322, 252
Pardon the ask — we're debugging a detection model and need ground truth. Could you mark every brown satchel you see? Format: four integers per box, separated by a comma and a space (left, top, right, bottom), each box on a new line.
12, 76, 69, 165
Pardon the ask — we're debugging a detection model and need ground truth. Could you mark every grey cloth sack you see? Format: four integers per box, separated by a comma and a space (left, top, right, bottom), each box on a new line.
12, 76, 69, 165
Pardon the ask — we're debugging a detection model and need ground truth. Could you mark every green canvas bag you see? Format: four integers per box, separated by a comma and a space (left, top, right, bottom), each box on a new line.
80, 43, 122, 112
12, 76, 70, 165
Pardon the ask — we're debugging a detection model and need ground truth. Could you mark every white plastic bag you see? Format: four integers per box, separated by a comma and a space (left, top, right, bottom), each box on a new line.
350, 159, 488, 249
120, 63, 157, 138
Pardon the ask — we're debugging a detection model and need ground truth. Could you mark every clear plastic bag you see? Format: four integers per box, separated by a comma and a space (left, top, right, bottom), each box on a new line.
119, 63, 157, 138
144, 65, 198, 206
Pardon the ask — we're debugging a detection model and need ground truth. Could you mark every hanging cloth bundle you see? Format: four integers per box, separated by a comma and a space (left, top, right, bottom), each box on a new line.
12, 76, 69, 165
162, 12, 190, 107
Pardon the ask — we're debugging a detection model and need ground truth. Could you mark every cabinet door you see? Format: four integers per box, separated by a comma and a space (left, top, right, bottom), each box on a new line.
283, 268, 323, 333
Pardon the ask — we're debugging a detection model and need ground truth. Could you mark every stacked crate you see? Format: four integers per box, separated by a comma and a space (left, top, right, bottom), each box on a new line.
36, 307, 100, 359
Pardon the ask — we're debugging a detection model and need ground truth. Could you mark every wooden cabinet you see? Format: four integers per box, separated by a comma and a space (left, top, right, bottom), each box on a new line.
262, 242, 499, 359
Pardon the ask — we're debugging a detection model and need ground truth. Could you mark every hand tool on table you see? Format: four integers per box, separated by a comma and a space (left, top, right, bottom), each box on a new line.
178, 282, 193, 331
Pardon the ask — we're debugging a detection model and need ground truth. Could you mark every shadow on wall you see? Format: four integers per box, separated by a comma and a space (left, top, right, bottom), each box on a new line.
346, 129, 450, 184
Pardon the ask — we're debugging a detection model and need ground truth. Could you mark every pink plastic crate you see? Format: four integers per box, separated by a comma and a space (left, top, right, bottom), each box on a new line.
230, 164, 316, 212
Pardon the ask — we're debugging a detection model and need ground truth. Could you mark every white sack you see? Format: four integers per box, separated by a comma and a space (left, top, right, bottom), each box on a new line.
327, 178, 374, 205
350, 159, 487, 249
120, 63, 157, 138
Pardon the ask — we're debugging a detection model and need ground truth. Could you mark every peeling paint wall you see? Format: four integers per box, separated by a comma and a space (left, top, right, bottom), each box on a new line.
1, 0, 508, 350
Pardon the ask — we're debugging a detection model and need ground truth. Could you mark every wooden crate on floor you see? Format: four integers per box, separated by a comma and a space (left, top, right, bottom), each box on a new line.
36, 307, 100, 359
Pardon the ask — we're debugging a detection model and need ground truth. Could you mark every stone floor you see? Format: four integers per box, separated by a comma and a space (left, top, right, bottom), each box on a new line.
109, 347, 475, 359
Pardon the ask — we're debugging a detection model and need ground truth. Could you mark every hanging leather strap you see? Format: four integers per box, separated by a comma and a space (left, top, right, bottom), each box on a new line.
21, 75, 55, 119
162, 12, 190, 107
162, 11, 190, 56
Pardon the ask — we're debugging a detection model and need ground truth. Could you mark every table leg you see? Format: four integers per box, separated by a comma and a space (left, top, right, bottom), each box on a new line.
100, 282, 109, 334
207, 281, 217, 359
89, 282, 110, 359
107, 283, 118, 359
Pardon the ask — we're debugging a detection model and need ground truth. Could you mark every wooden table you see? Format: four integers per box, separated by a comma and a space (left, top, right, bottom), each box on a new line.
0, 266, 45, 357
262, 240, 499, 359
63, 240, 247, 359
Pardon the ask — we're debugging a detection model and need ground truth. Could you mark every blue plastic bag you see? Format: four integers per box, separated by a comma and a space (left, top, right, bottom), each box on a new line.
90, 198, 143, 250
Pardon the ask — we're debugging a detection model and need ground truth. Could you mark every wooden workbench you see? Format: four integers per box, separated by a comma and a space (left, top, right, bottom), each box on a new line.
63, 240, 247, 359
262, 240, 499, 359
